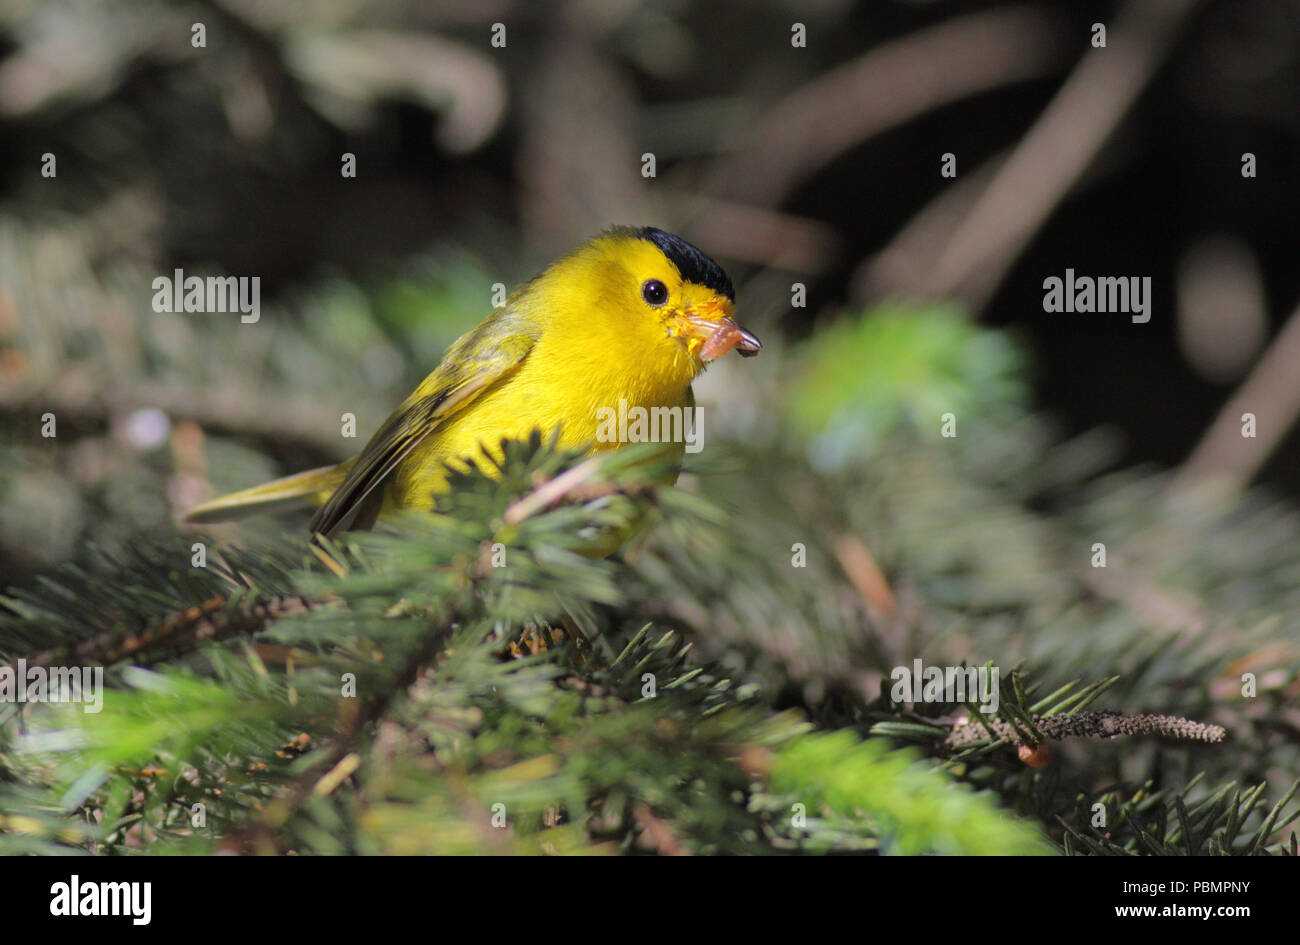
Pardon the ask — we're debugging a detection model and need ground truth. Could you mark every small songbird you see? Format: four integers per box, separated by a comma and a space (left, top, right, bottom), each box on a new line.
184, 227, 760, 539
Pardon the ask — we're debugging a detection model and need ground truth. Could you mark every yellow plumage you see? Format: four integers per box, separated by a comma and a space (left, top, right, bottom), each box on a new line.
184, 227, 759, 538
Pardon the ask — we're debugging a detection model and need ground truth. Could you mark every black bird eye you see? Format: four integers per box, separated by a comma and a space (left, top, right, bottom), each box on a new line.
641, 279, 668, 306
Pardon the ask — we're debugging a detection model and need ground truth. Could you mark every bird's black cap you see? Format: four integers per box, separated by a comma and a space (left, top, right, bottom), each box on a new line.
636, 226, 735, 301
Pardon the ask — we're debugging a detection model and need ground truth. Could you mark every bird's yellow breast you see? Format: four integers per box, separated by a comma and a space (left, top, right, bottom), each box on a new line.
386, 330, 694, 512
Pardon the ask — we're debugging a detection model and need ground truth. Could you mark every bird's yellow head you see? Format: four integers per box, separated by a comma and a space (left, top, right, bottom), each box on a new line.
532, 226, 760, 395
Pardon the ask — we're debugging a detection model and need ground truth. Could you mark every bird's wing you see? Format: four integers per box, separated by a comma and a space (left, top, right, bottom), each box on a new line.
309, 308, 539, 539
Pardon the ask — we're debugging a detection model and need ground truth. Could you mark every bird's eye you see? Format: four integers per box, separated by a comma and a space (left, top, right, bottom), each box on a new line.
641, 279, 668, 306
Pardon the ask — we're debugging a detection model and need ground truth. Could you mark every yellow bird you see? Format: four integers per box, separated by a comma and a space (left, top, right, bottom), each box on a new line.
184, 227, 760, 539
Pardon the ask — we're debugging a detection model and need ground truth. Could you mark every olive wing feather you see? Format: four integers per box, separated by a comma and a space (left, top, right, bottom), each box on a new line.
308, 309, 538, 539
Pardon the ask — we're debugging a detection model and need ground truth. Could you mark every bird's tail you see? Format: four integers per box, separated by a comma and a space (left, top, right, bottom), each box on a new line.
183, 461, 353, 524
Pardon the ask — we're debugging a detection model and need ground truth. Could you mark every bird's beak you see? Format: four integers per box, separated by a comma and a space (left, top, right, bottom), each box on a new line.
676, 300, 762, 362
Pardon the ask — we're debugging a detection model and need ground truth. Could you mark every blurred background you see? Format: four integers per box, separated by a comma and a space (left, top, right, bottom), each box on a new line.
3, 0, 1299, 583
0, 0, 1297, 636
0, 0, 1292, 560
4, 0, 1300, 847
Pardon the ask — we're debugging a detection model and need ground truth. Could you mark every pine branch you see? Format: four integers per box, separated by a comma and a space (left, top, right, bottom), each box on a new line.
16, 595, 313, 672
945, 710, 1227, 749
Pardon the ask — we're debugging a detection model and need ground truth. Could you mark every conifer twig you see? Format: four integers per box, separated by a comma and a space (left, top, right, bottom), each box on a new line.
14, 595, 313, 671
946, 710, 1226, 749
503, 455, 655, 525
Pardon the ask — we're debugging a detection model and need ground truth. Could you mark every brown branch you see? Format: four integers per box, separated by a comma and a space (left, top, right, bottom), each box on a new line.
947, 711, 1226, 749
502, 453, 658, 526
1173, 294, 1300, 494
697, 6, 1066, 209
15, 594, 314, 671
927, 0, 1203, 310
677, 200, 840, 275
503, 455, 609, 525
0, 377, 351, 458
851, 150, 1008, 300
